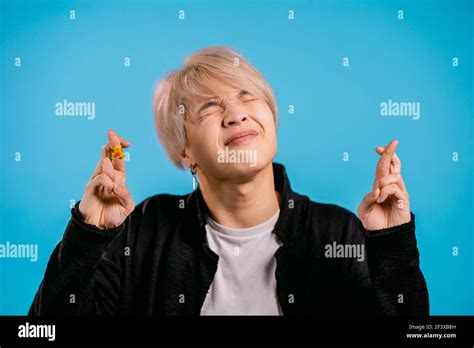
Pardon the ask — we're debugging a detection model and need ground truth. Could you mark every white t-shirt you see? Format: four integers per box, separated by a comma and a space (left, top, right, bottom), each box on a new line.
200, 210, 283, 315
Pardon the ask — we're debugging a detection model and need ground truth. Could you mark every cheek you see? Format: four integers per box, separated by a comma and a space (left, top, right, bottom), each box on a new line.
189, 122, 221, 158
249, 104, 277, 156
254, 104, 276, 134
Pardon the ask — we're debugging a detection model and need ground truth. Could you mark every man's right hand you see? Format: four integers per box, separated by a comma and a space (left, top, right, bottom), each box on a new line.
78, 129, 135, 230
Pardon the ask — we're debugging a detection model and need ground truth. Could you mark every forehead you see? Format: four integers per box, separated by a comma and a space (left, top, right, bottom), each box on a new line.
189, 80, 239, 108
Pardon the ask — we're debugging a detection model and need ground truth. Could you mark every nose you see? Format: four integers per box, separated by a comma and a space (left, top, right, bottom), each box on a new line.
223, 102, 247, 127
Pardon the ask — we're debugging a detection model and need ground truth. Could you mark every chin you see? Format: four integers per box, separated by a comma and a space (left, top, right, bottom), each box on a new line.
220, 156, 272, 180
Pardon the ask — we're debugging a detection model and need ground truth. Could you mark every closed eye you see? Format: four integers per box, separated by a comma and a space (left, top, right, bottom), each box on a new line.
240, 91, 257, 102
201, 103, 224, 118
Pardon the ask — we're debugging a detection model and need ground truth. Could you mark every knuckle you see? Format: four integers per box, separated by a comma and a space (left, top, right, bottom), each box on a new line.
85, 179, 94, 190
380, 175, 391, 186
86, 176, 99, 190
98, 173, 111, 184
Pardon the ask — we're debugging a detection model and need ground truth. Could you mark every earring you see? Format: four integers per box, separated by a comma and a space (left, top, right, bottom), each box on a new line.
190, 164, 198, 190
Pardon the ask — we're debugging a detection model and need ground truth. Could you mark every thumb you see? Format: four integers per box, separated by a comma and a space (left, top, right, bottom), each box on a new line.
358, 190, 379, 215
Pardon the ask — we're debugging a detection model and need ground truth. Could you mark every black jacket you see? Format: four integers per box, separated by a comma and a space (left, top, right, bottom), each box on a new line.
29, 163, 429, 316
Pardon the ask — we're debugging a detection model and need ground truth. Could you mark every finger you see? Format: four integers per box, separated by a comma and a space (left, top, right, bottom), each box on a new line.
108, 129, 127, 173
101, 144, 110, 160
113, 183, 135, 212
91, 156, 117, 181
102, 157, 116, 181
118, 135, 131, 147
376, 146, 401, 174
375, 139, 399, 181
92, 133, 130, 178
373, 172, 407, 192
86, 173, 114, 196
100, 155, 126, 187
376, 183, 406, 204
107, 129, 130, 149
358, 191, 379, 214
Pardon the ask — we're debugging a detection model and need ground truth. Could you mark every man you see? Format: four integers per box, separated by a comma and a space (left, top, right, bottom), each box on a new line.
29, 46, 429, 316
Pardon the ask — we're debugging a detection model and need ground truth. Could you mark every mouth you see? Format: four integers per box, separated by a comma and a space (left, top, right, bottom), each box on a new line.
224, 130, 259, 146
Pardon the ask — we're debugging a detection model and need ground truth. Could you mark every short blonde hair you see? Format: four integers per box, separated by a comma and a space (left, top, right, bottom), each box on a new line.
152, 46, 278, 169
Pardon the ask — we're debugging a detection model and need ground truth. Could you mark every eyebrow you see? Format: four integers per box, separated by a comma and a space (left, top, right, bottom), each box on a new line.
197, 90, 249, 114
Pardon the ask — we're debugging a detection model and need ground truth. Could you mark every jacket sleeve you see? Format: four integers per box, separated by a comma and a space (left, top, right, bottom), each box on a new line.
346, 211, 430, 316
28, 201, 128, 315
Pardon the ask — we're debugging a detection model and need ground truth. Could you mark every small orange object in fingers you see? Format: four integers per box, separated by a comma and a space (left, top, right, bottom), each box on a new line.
110, 145, 124, 160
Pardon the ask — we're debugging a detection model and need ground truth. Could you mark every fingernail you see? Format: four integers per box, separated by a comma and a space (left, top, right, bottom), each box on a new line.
115, 184, 122, 193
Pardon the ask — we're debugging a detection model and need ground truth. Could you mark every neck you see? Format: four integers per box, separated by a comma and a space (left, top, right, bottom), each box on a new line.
198, 163, 280, 228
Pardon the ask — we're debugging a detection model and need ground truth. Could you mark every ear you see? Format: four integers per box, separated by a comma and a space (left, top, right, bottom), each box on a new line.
180, 148, 193, 170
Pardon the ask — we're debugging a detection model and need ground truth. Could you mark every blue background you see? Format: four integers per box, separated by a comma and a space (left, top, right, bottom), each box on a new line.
0, 0, 472, 315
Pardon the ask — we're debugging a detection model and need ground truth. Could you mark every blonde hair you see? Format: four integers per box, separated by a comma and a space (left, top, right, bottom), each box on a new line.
152, 46, 278, 169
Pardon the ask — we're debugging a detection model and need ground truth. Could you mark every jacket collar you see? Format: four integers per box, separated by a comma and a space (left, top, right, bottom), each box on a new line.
188, 162, 307, 244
